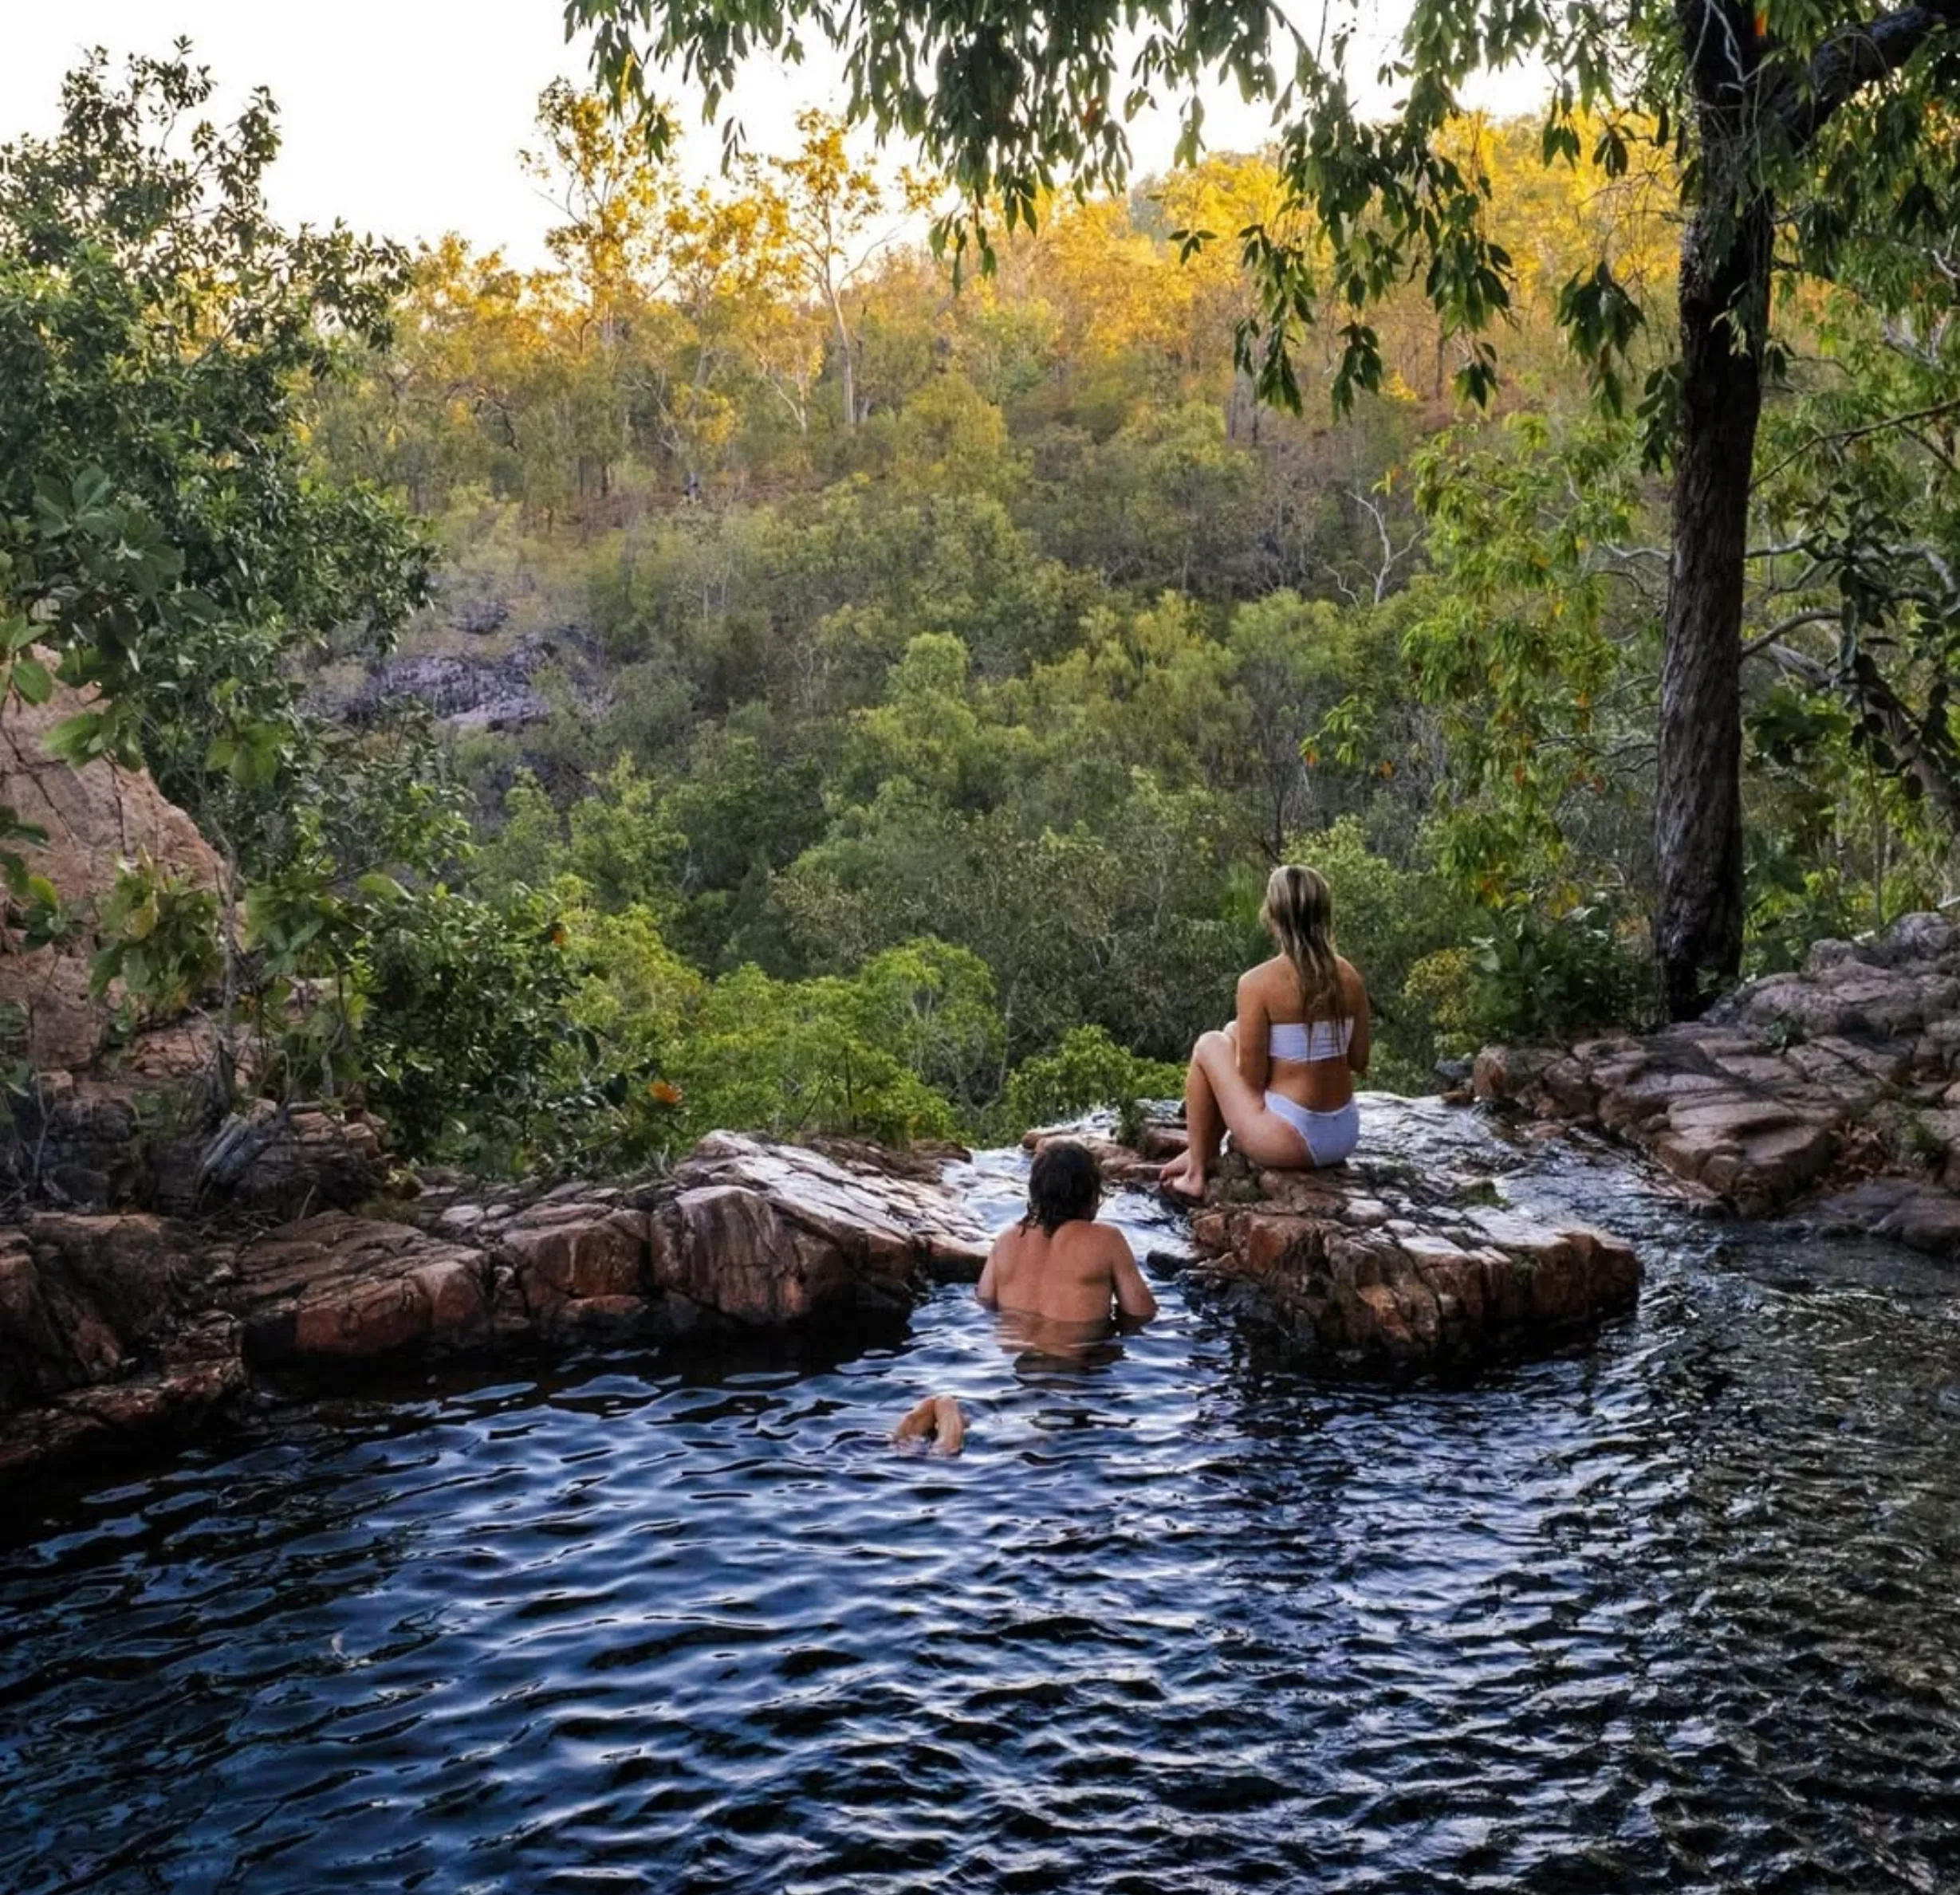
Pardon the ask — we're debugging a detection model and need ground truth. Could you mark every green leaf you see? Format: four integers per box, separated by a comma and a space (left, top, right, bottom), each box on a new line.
44, 711, 108, 765
11, 657, 53, 706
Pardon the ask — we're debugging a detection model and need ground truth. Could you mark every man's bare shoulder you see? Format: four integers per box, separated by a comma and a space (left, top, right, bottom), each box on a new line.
1090, 1223, 1135, 1268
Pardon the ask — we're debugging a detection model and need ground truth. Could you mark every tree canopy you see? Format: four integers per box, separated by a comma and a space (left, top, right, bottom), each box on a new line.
569, 0, 1960, 1014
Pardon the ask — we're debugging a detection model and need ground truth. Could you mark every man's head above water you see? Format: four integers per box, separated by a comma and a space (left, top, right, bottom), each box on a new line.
1021, 1138, 1103, 1233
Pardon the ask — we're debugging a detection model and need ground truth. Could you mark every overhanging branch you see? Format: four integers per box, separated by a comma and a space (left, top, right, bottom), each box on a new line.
1776, 1, 1960, 152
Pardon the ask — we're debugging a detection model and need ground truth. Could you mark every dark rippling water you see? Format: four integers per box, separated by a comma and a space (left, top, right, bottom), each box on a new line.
8, 1102, 1960, 1894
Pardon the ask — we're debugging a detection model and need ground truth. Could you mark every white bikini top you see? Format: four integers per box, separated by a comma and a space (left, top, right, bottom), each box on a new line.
1268, 1016, 1353, 1063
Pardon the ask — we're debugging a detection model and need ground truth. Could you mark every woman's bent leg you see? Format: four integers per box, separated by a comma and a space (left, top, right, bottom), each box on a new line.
1188, 1032, 1317, 1173
1162, 1038, 1223, 1197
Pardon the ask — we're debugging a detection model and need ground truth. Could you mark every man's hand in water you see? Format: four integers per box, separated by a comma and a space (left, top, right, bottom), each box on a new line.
892, 1394, 966, 1455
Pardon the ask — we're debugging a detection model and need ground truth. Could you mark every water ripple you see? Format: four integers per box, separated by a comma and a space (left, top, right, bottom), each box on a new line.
6, 1135, 1960, 1892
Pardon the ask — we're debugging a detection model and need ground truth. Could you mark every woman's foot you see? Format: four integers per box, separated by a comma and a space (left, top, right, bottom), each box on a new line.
1157, 1157, 1206, 1204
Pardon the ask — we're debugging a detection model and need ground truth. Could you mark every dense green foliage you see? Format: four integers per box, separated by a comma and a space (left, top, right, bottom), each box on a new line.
2, 49, 1957, 1173
581, 0, 1960, 1013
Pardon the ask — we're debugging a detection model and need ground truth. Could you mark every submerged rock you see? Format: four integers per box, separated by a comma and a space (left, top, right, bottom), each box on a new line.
1475, 911, 1960, 1255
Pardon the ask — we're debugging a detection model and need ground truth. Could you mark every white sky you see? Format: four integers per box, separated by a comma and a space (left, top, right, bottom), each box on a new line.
0, 2, 1547, 266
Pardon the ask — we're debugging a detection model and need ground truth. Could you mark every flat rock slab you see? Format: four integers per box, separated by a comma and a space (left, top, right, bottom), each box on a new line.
1475, 912, 1960, 1252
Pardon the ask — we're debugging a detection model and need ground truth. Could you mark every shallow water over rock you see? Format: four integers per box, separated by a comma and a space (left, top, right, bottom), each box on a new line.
6, 1108, 1960, 1893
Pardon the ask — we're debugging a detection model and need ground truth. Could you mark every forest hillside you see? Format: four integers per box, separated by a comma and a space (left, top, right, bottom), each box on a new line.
4, 52, 1957, 1173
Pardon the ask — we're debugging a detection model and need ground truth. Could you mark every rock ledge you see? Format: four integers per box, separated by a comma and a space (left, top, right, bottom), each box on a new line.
1, 1132, 988, 1492
1474, 910, 1960, 1255
1041, 1098, 1643, 1374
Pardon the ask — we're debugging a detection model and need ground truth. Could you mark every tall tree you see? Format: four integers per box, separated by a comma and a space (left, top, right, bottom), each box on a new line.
569, 0, 1960, 1015
743, 110, 920, 431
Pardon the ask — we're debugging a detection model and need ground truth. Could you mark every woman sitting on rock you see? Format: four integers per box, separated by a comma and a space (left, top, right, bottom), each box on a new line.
1159, 863, 1371, 1202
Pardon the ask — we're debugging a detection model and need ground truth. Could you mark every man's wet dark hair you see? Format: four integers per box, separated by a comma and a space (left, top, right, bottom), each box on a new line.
1022, 1139, 1102, 1233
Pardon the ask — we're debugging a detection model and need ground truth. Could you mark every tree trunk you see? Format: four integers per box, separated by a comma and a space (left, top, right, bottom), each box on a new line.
828, 288, 856, 431
1654, 93, 1772, 1018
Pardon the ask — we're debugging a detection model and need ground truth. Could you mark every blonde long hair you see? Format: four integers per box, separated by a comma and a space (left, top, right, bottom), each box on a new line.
1261, 863, 1344, 1024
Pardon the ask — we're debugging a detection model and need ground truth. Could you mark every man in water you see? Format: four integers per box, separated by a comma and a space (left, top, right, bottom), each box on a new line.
894, 1139, 1156, 1455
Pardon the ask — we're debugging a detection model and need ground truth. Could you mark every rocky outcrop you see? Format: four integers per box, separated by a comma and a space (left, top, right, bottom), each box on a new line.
1474, 912, 1960, 1254
653, 1132, 989, 1319
230, 1213, 496, 1369
0, 1211, 242, 1481
1073, 1097, 1643, 1374
1187, 1159, 1640, 1373
0, 1132, 990, 1488
0, 670, 222, 1071
341, 638, 561, 732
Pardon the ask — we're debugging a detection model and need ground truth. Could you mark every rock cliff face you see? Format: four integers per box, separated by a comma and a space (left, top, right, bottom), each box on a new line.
0, 674, 222, 1071
1474, 913, 1960, 1255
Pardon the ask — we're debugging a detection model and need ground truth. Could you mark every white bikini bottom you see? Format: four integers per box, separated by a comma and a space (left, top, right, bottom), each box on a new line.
1263, 1092, 1360, 1166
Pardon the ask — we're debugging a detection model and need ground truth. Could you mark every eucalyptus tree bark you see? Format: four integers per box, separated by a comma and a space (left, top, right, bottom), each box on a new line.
1655, 0, 1960, 1017
1654, 25, 1769, 1016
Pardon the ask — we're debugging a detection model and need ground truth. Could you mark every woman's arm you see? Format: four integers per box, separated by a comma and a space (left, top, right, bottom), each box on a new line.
1344, 963, 1373, 1076
1234, 970, 1270, 1091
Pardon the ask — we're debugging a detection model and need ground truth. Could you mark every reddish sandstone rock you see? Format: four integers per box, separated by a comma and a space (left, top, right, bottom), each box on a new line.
1474, 911, 1960, 1253
494, 1195, 658, 1340
1175, 1110, 1642, 1374
0, 1213, 210, 1408
230, 1213, 494, 1369
1019, 1122, 1163, 1188
0, 670, 222, 1073
0, 1132, 995, 1492
0, 1213, 242, 1484
0, 1333, 244, 1485
649, 1132, 990, 1325
1191, 1192, 1637, 1374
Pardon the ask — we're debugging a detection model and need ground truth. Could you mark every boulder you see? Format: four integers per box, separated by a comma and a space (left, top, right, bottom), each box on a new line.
649, 1132, 990, 1324
0, 1211, 242, 1484
0, 670, 222, 1071
494, 1193, 660, 1341
1174, 1120, 1641, 1374
0, 1212, 213, 1408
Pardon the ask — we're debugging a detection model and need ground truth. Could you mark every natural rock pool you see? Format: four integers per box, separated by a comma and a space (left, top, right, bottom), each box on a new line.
7, 1105, 1960, 1893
